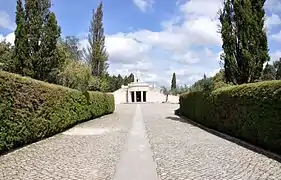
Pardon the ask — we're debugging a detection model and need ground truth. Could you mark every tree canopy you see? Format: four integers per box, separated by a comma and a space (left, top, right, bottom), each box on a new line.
219, 0, 269, 84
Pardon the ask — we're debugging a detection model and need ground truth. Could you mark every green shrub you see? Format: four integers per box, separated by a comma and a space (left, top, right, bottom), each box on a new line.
0, 71, 115, 154
180, 80, 281, 154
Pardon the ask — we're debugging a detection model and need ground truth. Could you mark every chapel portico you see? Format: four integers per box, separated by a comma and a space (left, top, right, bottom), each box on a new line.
127, 81, 149, 103
113, 71, 179, 104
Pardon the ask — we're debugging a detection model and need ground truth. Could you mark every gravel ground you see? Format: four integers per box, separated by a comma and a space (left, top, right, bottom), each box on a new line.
0, 104, 135, 180
141, 103, 281, 180
1, 103, 281, 180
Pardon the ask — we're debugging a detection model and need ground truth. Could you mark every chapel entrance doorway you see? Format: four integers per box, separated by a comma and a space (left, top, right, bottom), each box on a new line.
136, 91, 142, 102
131, 92, 135, 102
143, 91, 146, 102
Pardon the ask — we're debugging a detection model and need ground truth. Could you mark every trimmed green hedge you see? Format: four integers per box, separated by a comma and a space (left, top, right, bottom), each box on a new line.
0, 71, 114, 154
180, 80, 281, 154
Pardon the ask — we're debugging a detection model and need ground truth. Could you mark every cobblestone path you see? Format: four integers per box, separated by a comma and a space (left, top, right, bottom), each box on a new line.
142, 104, 281, 180
1, 104, 281, 180
0, 105, 135, 180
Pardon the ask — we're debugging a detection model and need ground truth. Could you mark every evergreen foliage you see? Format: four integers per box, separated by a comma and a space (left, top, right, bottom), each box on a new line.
260, 63, 276, 81
13, 0, 62, 82
179, 80, 281, 155
171, 73, 177, 90
0, 70, 114, 154
84, 2, 108, 77
219, 0, 269, 84
14, 0, 30, 75
274, 58, 281, 80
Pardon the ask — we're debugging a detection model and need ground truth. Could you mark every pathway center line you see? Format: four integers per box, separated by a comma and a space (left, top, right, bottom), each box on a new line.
113, 104, 159, 180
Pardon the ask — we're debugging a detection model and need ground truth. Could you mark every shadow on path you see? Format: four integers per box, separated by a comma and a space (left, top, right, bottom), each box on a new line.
165, 115, 281, 163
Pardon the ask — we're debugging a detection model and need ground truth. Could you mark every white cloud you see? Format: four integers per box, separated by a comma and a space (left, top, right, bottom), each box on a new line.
161, 16, 181, 29
171, 48, 221, 65
96, 0, 224, 86
80, 0, 281, 87
271, 51, 281, 61
265, 0, 281, 13
0, 11, 15, 30
3, 0, 226, 86
105, 33, 151, 64
266, 14, 281, 31
0, 32, 15, 44
180, 0, 222, 18
122, 17, 221, 52
132, 0, 153, 12
271, 30, 281, 42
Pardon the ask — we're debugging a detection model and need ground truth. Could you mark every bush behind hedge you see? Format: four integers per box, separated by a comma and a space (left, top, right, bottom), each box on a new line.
0, 71, 114, 154
180, 80, 281, 154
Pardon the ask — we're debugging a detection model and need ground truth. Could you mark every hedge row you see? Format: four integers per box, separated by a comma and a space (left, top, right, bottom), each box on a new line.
179, 80, 281, 154
0, 71, 114, 154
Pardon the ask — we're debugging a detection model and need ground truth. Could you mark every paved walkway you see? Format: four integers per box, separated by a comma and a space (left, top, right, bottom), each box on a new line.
0, 104, 281, 180
114, 104, 158, 180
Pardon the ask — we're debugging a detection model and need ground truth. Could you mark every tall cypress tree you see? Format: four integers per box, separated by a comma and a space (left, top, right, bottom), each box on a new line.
12, 0, 62, 82
128, 73, 134, 83
250, 0, 269, 80
274, 58, 281, 80
171, 72, 176, 90
219, 0, 269, 84
85, 2, 108, 77
38, 12, 61, 82
14, 0, 31, 76
25, 0, 52, 79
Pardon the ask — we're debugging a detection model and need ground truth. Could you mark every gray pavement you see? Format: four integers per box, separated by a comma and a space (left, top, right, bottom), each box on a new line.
114, 104, 159, 180
142, 103, 281, 180
0, 103, 281, 180
0, 104, 135, 180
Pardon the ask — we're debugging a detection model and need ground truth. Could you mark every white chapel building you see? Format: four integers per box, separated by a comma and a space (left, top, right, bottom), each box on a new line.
112, 72, 179, 104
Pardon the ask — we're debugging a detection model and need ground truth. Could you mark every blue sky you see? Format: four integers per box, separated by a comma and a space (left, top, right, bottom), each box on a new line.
1, 0, 281, 87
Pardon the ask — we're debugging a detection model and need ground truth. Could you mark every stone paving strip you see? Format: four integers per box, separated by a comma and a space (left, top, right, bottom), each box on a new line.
142, 103, 281, 180
114, 104, 159, 180
0, 104, 135, 180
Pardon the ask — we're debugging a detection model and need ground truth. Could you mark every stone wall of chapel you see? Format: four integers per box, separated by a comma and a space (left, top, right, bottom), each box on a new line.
128, 86, 150, 92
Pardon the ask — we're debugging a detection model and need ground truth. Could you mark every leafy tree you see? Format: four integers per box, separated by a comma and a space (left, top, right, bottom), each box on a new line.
12, 0, 62, 82
160, 86, 170, 102
274, 58, 281, 80
189, 78, 206, 92
171, 72, 177, 91
219, 0, 269, 84
84, 2, 108, 77
128, 73, 134, 83
56, 37, 100, 91
57, 60, 92, 91
189, 73, 221, 93
116, 74, 124, 88
14, 0, 30, 75
102, 73, 135, 92
107, 75, 117, 92
211, 70, 230, 89
64, 36, 82, 61
123, 75, 129, 85
176, 84, 189, 94
122, 73, 134, 85
260, 63, 276, 81
202, 74, 214, 92
0, 41, 13, 71
24, 0, 52, 78
37, 12, 61, 82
